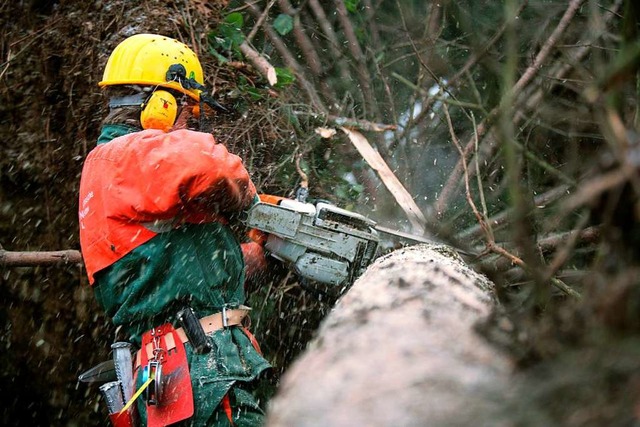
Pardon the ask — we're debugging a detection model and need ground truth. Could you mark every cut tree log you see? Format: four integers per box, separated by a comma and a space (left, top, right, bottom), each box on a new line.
265, 244, 513, 427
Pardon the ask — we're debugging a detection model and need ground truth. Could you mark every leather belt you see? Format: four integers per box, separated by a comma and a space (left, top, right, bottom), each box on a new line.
135, 307, 250, 368
174, 306, 250, 343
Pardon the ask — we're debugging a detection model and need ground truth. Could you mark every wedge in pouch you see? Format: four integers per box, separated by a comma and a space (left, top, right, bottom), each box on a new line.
99, 381, 135, 427
112, 342, 135, 402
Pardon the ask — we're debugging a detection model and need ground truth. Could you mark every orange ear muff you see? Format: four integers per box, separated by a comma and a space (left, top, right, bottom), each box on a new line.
140, 90, 178, 132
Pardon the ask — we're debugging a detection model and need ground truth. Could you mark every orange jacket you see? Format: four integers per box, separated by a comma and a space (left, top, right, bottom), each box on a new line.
79, 129, 257, 284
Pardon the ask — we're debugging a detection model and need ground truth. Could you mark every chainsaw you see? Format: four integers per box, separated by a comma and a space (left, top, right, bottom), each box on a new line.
243, 194, 436, 289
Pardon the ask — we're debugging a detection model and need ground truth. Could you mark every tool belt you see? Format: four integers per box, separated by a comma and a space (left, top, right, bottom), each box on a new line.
89, 305, 252, 427
134, 306, 251, 368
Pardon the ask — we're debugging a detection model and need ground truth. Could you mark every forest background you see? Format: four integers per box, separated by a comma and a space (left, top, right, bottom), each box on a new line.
1, 0, 639, 425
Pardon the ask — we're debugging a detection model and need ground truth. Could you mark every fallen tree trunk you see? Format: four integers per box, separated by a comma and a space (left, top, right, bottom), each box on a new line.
265, 244, 513, 427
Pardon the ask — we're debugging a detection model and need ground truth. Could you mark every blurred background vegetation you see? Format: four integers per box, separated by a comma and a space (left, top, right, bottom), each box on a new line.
1, 0, 639, 425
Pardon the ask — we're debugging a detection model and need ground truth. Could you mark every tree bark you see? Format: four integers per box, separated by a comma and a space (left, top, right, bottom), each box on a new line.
0, 249, 82, 266
265, 244, 512, 427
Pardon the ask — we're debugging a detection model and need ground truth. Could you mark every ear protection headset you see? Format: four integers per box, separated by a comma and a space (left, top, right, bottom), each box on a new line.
139, 90, 178, 132
108, 89, 180, 132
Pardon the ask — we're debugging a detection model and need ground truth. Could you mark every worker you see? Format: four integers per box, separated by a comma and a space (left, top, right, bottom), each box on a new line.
78, 33, 270, 426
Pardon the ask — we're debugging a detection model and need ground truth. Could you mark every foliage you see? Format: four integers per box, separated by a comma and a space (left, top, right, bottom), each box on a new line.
217, 0, 640, 422
272, 14, 293, 35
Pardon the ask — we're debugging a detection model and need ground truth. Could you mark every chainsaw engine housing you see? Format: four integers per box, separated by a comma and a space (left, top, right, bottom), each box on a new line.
244, 200, 379, 287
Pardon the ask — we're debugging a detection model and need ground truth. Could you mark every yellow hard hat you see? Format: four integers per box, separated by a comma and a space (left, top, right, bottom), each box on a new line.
99, 34, 204, 101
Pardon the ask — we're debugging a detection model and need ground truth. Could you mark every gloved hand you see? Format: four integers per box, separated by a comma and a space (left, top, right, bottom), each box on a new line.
241, 242, 267, 281
247, 228, 267, 246
241, 228, 269, 282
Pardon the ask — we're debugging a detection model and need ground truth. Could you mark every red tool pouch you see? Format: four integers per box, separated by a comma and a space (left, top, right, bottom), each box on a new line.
139, 323, 194, 427
108, 409, 135, 427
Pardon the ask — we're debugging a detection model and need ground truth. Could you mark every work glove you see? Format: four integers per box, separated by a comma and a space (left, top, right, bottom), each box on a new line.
241, 227, 270, 282
246, 228, 267, 246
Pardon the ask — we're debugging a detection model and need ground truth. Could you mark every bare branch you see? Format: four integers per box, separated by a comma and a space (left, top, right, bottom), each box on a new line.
333, 0, 377, 117
444, 100, 580, 299
327, 115, 396, 132
513, 0, 584, 95
239, 41, 278, 85
459, 185, 571, 241
277, 0, 321, 76
0, 250, 82, 267
434, 0, 623, 218
306, 0, 351, 82
246, 0, 276, 43
245, 3, 327, 113
560, 166, 633, 214
340, 127, 426, 233
277, 0, 338, 104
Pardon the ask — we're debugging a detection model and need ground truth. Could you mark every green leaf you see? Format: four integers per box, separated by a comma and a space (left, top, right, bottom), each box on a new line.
243, 86, 265, 101
225, 12, 244, 29
274, 67, 296, 88
216, 12, 245, 49
273, 14, 294, 36
344, 0, 359, 13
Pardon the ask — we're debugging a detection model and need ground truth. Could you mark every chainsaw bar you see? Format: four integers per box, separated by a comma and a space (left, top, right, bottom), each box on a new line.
375, 225, 476, 257
373, 225, 434, 244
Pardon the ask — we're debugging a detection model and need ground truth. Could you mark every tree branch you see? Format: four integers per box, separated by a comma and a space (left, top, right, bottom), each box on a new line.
247, 2, 328, 113
433, 0, 622, 218
0, 250, 82, 267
